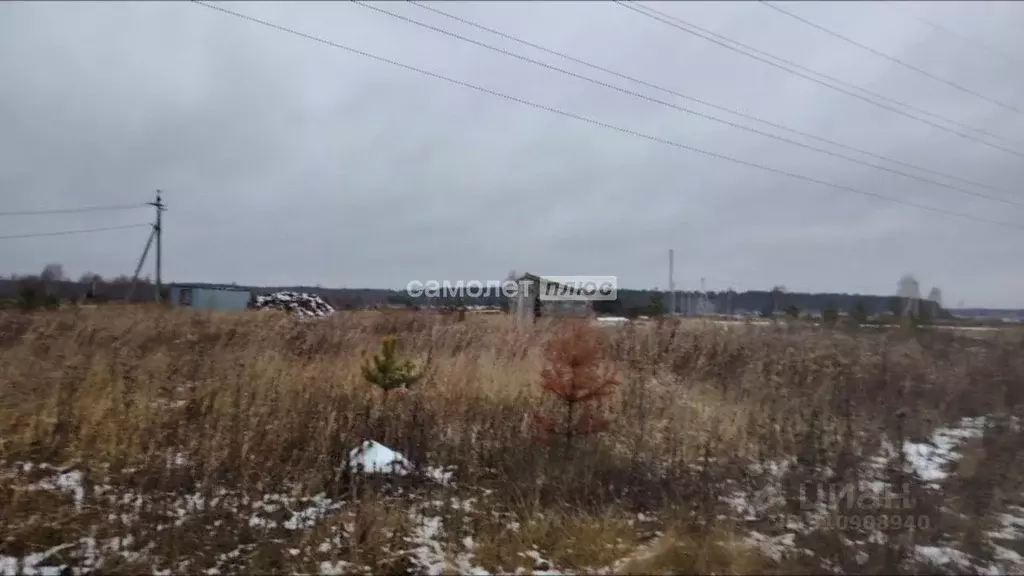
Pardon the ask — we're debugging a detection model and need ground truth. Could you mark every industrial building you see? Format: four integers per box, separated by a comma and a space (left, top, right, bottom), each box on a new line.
509, 273, 594, 324
167, 284, 253, 312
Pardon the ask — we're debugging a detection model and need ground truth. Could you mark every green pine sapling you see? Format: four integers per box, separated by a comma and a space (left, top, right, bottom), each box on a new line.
362, 335, 423, 399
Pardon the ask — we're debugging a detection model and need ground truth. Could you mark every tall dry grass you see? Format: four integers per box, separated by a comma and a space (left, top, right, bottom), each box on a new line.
2, 307, 1023, 573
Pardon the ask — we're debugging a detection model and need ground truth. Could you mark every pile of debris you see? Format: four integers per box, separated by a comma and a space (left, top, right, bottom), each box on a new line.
253, 291, 335, 318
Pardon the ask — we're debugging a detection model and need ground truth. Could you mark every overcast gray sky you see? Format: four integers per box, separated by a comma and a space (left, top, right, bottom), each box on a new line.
2, 1, 1023, 307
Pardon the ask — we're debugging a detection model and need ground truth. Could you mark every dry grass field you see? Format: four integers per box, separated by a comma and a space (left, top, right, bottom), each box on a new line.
2, 307, 1024, 574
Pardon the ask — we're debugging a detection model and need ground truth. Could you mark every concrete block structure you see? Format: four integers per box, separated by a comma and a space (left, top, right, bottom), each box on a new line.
508, 273, 593, 325
168, 284, 253, 312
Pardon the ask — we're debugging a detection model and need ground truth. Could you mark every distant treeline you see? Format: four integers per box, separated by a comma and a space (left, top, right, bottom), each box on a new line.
0, 276, 945, 319
594, 288, 945, 319
386, 286, 946, 319
0, 277, 160, 304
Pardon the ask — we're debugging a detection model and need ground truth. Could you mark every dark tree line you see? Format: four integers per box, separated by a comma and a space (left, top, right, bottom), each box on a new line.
590, 288, 945, 320
0, 264, 949, 320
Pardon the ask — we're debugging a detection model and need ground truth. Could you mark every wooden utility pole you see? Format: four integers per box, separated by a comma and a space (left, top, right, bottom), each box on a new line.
148, 190, 166, 302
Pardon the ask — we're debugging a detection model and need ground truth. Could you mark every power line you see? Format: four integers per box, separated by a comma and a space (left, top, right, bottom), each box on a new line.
383, 1, 1018, 206
615, 1, 1024, 157
0, 223, 152, 241
759, 1, 1024, 117
0, 203, 149, 217
624, 0, 1024, 149
888, 3, 1024, 69
410, 2, 1013, 198
189, 1, 1024, 231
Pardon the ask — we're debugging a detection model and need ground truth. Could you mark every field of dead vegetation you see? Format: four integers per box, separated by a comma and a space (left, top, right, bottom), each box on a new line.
2, 307, 1024, 575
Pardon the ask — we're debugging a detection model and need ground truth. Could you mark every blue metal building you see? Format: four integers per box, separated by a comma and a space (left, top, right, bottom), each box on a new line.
168, 284, 253, 312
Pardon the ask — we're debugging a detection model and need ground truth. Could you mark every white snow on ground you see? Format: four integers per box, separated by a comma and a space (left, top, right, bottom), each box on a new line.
722, 459, 790, 522
27, 468, 85, 511
0, 442, 462, 575
991, 508, 1024, 540
0, 543, 75, 576
863, 416, 988, 488
347, 440, 454, 485
0, 536, 153, 576
914, 546, 976, 572
317, 560, 354, 575
725, 416, 1024, 573
407, 510, 446, 575
907, 541, 1022, 575
993, 543, 1024, 565
404, 499, 494, 575
348, 440, 413, 474
986, 504, 1024, 573
517, 549, 569, 575
5, 424, 1024, 575
453, 537, 490, 576
903, 416, 987, 484
1, 548, 71, 576
745, 532, 798, 562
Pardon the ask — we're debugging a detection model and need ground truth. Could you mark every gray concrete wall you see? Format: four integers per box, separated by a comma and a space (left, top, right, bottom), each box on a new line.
509, 277, 592, 323
170, 286, 252, 311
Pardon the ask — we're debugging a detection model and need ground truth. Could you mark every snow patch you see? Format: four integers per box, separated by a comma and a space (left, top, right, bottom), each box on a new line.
745, 531, 796, 562
903, 417, 987, 484
27, 469, 85, 511
318, 560, 354, 575
914, 545, 975, 571
348, 440, 413, 474
347, 440, 454, 485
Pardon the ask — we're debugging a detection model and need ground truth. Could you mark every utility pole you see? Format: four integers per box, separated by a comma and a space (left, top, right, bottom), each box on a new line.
126, 227, 155, 302
668, 249, 675, 315
700, 277, 706, 316
147, 190, 166, 302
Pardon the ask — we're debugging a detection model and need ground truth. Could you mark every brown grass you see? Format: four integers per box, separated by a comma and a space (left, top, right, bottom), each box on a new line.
1, 307, 1023, 573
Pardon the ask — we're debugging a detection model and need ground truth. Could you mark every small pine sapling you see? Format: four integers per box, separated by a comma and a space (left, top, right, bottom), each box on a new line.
361, 335, 423, 400
535, 323, 619, 458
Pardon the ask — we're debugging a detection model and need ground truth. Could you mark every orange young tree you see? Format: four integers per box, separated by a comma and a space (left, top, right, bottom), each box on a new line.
536, 322, 620, 457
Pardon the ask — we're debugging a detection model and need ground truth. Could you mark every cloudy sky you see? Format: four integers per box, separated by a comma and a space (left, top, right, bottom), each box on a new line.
2, 1, 1023, 307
